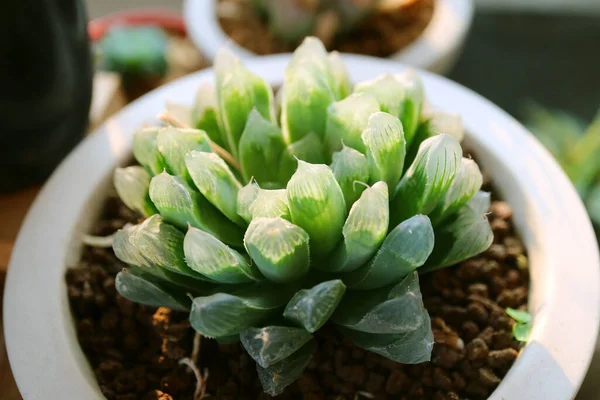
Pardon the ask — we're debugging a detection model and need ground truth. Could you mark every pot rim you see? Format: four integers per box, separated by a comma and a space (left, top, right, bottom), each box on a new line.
183, 0, 474, 71
4, 53, 599, 400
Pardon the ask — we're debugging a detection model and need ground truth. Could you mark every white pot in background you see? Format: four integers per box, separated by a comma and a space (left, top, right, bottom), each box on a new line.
183, 0, 474, 75
4, 54, 599, 399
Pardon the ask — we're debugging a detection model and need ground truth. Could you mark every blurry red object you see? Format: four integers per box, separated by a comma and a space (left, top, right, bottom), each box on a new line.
88, 9, 186, 41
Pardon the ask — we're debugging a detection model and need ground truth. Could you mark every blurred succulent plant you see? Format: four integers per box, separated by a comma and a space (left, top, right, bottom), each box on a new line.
525, 104, 600, 233
112, 37, 493, 395
250, 0, 392, 45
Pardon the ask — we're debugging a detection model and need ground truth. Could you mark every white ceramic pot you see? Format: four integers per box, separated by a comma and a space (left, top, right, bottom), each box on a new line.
183, 0, 474, 75
4, 54, 599, 399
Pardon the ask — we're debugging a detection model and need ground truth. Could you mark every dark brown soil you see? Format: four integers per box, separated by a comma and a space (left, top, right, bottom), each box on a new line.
67, 191, 528, 400
218, 0, 434, 58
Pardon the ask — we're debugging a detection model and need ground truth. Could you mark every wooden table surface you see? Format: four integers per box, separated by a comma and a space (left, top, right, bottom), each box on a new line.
0, 187, 40, 400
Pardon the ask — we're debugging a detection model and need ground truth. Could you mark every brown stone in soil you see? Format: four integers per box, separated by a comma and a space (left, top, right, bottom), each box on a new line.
68, 196, 528, 400
217, 0, 434, 58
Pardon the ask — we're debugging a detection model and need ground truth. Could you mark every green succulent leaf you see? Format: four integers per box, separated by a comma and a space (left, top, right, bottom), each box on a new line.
239, 108, 287, 186
133, 127, 165, 175
283, 280, 346, 332
115, 268, 191, 311
334, 271, 427, 334
362, 112, 407, 190
430, 158, 483, 225
513, 323, 531, 343
184, 226, 263, 283
328, 51, 351, 99
343, 214, 434, 290
148, 171, 244, 247
282, 40, 336, 142
391, 134, 462, 226
156, 127, 212, 179
250, 189, 291, 221
215, 48, 275, 157
324, 182, 389, 272
244, 217, 310, 283
237, 180, 260, 223
337, 314, 433, 364
240, 326, 313, 368
354, 74, 405, 118
426, 110, 465, 142
330, 145, 370, 209
256, 340, 316, 396
191, 82, 228, 149
113, 166, 158, 217
325, 93, 380, 154
189, 284, 292, 338
186, 150, 245, 226
468, 190, 491, 215
423, 205, 494, 271
287, 161, 347, 255
506, 308, 532, 324
394, 70, 424, 146
113, 215, 205, 280
279, 132, 327, 183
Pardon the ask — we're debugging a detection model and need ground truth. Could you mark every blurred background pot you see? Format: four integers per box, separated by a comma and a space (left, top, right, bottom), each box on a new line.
184, 0, 474, 75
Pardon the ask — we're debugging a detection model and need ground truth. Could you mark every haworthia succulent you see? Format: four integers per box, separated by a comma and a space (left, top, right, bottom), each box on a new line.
184, 226, 263, 283
343, 215, 434, 290
330, 145, 370, 209
156, 127, 212, 179
238, 109, 287, 186
325, 92, 380, 155
334, 272, 426, 334
189, 284, 293, 338
244, 217, 310, 283
279, 132, 327, 183
324, 182, 389, 273
214, 48, 275, 157
362, 112, 406, 190
287, 161, 347, 255
115, 268, 191, 311
250, 189, 291, 221
422, 205, 494, 272
391, 134, 462, 226
468, 191, 492, 215
191, 82, 228, 149
395, 70, 424, 146
133, 127, 165, 175
113, 166, 158, 217
282, 39, 336, 142
240, 326, 313, 368
426, 110, 465, 142
185, 150, 245, 226
237, 180, 260, 223
113, 215, 204, 280
328, 51, 351, 100
284, 280, 346, 332
256, 340, 316, 396
354, 74, 405, 118
430, 158, 483, 225
149, 172, 244, 247
338, 315, 433, 364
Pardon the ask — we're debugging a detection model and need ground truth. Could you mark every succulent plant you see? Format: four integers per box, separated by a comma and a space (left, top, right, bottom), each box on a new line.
250, 0, 386, 45
525, 104, 600, 234
112, 37, 493, 395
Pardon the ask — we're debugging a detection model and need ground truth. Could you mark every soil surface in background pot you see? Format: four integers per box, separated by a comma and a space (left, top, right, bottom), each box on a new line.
217, 0, 434, 57
67, 176, 529, 400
